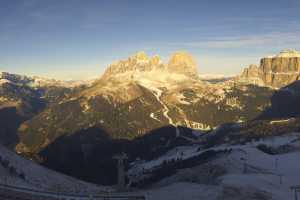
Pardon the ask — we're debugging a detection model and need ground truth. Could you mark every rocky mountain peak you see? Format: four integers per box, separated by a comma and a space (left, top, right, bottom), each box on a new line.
101, 51, 199, 81
248, 64, 259, 70
242, 64, 261, 77
239, 64, 265, 86
150, 55, 162, 66
133, 51, 149, 62
167, 52, 198, 76
240, 50, 300, 88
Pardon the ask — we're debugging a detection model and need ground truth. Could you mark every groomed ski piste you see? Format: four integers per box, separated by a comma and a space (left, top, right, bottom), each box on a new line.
0, 142, 147, 199
0, 144, 104, 193
0, 143, 143, 199
128, 132, 300, 200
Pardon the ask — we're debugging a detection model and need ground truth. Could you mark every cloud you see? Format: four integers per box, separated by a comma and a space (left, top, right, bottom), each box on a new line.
168, 31, 300, 49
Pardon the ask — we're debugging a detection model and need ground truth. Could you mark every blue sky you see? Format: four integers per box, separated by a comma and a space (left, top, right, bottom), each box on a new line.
0, 0, 300, 80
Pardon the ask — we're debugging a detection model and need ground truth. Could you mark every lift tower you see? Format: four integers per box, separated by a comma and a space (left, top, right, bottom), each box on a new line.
113, 153, 128, 191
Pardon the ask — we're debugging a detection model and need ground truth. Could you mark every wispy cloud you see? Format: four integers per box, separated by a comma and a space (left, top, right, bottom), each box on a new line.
168, 31, 300, 49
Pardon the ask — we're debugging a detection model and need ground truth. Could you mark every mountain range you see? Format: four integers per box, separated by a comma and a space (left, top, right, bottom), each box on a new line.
1, 49, 300, 185
15, 51, 275, 153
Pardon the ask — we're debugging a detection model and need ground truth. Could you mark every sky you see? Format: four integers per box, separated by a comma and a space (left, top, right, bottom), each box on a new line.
0, 0, 300, 80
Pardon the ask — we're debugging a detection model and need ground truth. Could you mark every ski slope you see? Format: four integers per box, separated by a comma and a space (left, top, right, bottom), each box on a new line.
129, 132, 300, 200
0, 144, 110, 194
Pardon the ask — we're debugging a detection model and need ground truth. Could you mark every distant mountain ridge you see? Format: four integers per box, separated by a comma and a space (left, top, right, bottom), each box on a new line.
0, 72, 94, 88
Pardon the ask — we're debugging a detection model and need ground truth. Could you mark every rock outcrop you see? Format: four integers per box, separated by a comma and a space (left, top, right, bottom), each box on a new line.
240, 50, 300, 88
101, 51, 198, 80
239, 64, 265, 86
242, 64, 261, 78
167, 52, 198, 77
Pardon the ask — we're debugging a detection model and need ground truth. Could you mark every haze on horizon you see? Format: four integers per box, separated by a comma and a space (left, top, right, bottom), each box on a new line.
0, 0, 300, 80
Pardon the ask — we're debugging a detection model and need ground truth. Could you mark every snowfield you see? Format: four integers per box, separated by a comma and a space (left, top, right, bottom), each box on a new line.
128, 132, 300, 200
0, 144, 111, 194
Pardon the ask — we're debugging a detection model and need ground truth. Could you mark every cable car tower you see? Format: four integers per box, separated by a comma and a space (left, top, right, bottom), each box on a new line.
113, 152, 128, 191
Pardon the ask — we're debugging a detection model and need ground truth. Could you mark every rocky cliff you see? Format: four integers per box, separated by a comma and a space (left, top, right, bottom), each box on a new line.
101, 51, 198, 81
240, 50, 300, 88
167, 52, 198, 77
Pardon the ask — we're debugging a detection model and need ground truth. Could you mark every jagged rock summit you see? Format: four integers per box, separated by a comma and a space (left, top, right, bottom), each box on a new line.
101, 51, 199, 81
240, 49, 300, 88
167, 51, 198, 77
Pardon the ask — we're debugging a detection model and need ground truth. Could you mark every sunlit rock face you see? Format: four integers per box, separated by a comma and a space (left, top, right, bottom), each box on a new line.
239, 64, 265, 86
242, 64, 261, 78
101, 51, 198, 81
260, 50, 300, 88
167, 52, 198, 77
101, 51, 163, 80
240, 50, 300, 88
150, 55, 163, 67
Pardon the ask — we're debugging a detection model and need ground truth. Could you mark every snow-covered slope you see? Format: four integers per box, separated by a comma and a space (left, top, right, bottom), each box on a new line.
0, 71, 94, 88
0, 144, 110, 193
128, 132, 300, 200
